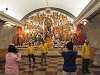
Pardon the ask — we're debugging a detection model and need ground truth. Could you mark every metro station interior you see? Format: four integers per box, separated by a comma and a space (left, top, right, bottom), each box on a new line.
0, 0, 100, 75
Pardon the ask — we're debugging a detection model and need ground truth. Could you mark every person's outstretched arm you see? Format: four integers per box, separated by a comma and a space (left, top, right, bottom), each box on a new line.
60, 43, 66, 51
16, 53, 21, 62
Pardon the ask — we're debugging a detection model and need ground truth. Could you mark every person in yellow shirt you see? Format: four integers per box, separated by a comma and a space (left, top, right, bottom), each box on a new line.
38, 42, 48, 65
81, 40, 90, 74
27, 43, 36, 63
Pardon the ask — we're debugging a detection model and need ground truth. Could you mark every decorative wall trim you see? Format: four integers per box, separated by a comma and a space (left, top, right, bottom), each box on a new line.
74, 0, 100, 25
21, 7, 76, 21
0, 11, 23, 27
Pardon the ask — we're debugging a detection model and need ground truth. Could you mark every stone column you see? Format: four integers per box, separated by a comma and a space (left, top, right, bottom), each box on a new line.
0, 25, 17, 49
93, 49, 100, 66
83, 14, 100, 66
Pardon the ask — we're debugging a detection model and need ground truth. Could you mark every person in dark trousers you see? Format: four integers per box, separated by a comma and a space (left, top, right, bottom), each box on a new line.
81, 40, 90, 74
59, 42, 77, 75
27, 43, 36, 64
38, 42, 48, 65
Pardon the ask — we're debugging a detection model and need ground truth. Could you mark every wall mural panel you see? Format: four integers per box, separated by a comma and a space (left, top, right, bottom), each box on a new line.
13, 9, 86, 47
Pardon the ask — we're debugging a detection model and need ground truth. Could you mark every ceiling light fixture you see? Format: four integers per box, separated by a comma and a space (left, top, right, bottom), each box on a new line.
81, 19, 89, 25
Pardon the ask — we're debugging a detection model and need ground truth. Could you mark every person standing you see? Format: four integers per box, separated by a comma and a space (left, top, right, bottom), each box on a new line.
38, 42, 48, 65
27, 43, 36, 64
81, 40, 90, 74
59, 42, 77, 75
5, 45, 21, 75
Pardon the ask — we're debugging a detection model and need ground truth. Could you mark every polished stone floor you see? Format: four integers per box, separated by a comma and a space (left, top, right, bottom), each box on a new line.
0, 56, 100, 75
0, 47, 99, 75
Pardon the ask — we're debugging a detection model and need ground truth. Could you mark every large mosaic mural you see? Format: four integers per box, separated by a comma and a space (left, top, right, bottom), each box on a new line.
13, 9, 87, 47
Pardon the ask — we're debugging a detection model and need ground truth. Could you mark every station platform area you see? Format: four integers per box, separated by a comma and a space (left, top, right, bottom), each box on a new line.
0, 56, 100, 75
20, 49, 81, 57
0, 47, 100, 75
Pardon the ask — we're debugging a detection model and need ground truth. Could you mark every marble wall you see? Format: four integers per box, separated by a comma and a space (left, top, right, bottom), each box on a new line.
0, 24, 17, 49
83, 14, 100, 49
0, 24, 18, 60
83, 14, 100, 66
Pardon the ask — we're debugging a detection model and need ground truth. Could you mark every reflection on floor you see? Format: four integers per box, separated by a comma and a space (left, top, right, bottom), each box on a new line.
20, 50, 82, 57
0, 56, 100, 75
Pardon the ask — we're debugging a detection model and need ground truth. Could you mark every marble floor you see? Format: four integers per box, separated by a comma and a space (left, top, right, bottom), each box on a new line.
19, 49, 82, 57
0, 48, 99, 75
0, 56, 100, 75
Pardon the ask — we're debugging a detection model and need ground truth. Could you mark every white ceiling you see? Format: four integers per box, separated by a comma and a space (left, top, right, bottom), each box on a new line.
0, 0, 91, 21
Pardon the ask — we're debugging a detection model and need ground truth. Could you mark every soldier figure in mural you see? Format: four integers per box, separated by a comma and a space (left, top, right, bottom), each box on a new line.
16, 10, 87, 48
44, 16, 53, 34
43, 16, 53, 49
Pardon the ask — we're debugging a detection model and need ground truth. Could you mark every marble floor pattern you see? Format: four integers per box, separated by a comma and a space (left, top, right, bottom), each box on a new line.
0, 56, 100, 75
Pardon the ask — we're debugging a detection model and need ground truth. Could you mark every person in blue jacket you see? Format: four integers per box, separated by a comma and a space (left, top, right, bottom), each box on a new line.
59, 42, 77, 75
